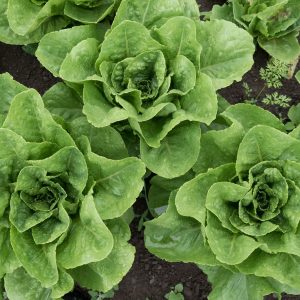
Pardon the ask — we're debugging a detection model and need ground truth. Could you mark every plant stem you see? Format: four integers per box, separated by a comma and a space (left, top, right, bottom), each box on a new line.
255, 85, 266, 101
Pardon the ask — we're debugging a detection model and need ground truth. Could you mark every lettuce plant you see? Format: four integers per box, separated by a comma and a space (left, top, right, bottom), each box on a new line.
209, 0, 300, 62
0, 73, 145, 299
0, 0, 118, 45
36, 0, 255, 178
145, 103, 300, 299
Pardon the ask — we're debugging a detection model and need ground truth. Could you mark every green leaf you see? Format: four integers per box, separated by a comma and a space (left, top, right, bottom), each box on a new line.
43, 82, 83, 122
82, 82, 129, 127
153, 16, 201, 67
36, 24, 108, 76
221, 104, 285, 132
206, 212, 261, 265
0, 128, 27, 164
69, 219, 135, 292
112, 0, 199, 29
193, 122, 244, 174
87, 153, 145, 219
64, 0, 115, 24
258, 32, 300, 63
122, 50, 166, 100
140, 121, 201, 178
170, 55, 196, 94
201, 265, 290, 300
96, 20, 162, 65
290, 125, 300, 140
148, 171, 195, 217
145, 192, 218, 265
32, 204, 70, 245
4, 268, 52, 300
7, 0, 65, 36
296, 71, 300, 83
236, 125, 300, 178
237, 251, 300, 290
68, 116, 128, 159
0, 0, 69, 45
3, 89, 75, 147
0, 226, 21, 278
10, 193, 53, 233
51, 268, 74, 299
197, 20, 255, 89
10, 227, 58, 287
181, 73, 218, 125
176, 164, 236, 225
57, 192, 114, 269
210, 3, 235, 22
59, 38, 100, 82
288, 104, 300, 127
0, 73, 27, 117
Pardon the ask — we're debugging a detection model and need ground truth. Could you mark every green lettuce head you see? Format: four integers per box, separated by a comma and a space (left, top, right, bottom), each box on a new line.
0, 73, 145, 299
0, 0, 117, 45
210, 0, 300, 62
145, 104, 300, 299
36, 0, 255, 178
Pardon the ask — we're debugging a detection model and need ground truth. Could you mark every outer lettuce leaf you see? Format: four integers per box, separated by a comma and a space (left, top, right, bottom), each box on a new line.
68, 116, 128, 159
210, 0, 300, 62
296, 70, 300, 83
0, 73, 27, 116
140, 121, 201, 179
144, 192, 218, 265
4, 268, 52, 300
0, 0, 119, 45
42, 82, 84, 122
148, 171, 195, 217
236, 125, 300, 177
0, 0, 69, 45
36, 24, 109, 76
201, 265, 299, 300
258, 32, 300, 63
7, 0, 66, 36
56, 192, 114, 269
86, 152, 145, 220
197, 20, 255, 89
69, 219, 135, 292
175, 164, 236, 225
64, 0, 116, 24
0, 226, 21, 278
112, 0, 200, 29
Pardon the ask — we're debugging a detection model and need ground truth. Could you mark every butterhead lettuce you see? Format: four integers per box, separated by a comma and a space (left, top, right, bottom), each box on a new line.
210, 0, 300, 62
0, 0, 118, 45
36, 0, 255, 178
0, 73, 145, 299
145, 103, 300, 299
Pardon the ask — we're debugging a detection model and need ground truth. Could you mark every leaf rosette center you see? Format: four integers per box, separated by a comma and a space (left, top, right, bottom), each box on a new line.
16, 166, 67, 212
228, 161, 293, 237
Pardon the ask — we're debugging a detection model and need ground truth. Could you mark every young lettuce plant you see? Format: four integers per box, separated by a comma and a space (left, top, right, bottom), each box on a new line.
0, 0, 118, 45
36, 0, 255, 178
145, 103, 300, 299
209, 0, 300, 62
0, 73, 145, 299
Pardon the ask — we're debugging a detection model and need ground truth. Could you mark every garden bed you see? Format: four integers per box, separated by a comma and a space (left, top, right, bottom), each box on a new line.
0, 0, 299, 299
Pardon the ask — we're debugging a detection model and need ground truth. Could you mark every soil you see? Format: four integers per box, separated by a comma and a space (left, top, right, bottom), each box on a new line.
0, 0, 300, 299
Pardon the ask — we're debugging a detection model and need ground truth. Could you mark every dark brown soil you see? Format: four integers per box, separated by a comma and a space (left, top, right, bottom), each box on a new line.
219, 47, 300, 118
0, 0, 300, 299
0, 43, 58, 94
